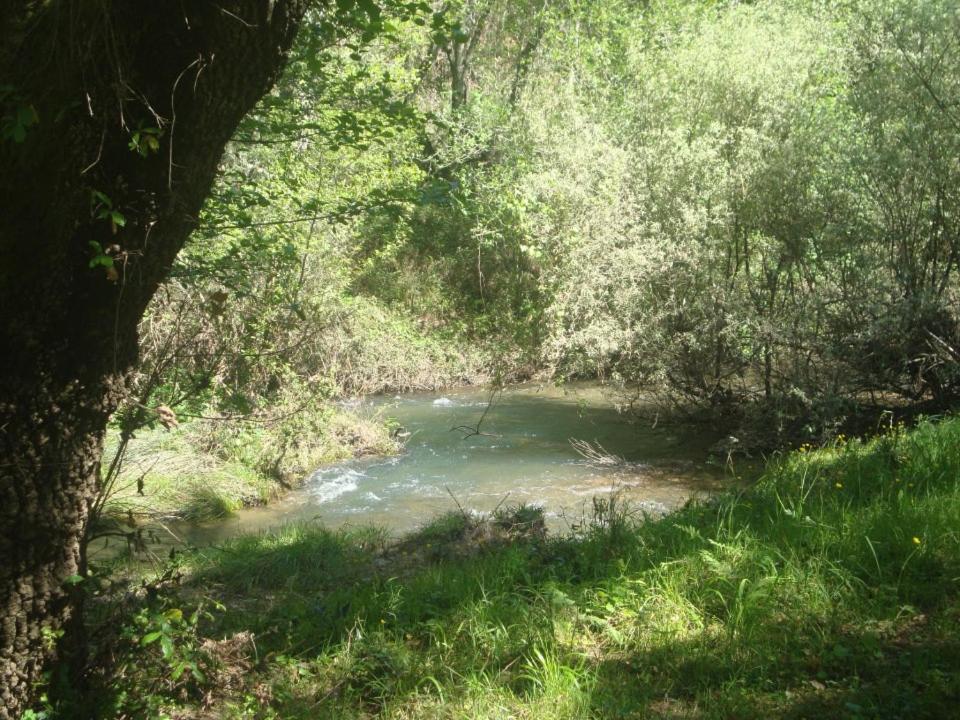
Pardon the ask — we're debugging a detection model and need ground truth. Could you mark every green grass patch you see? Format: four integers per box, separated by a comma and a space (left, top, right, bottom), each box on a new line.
89, 416, 960, 719
201, 406, 397, 486
101, 404, 397, 523
101, 426, 274, 522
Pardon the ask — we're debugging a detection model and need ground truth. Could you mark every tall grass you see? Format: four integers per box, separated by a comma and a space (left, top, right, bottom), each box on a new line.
96, 416, 960, 719
100, 403, 398, 524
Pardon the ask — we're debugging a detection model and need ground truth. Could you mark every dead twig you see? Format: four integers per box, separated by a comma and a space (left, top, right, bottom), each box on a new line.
445, 485, 471, 523
569, 438, 624, 466
450, 387, 502, 438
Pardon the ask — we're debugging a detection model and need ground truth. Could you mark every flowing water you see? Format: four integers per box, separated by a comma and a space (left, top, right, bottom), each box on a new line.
168, 383, 728, 546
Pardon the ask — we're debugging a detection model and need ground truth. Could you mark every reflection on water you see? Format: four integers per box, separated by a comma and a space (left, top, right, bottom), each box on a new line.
159, 383, 728, 548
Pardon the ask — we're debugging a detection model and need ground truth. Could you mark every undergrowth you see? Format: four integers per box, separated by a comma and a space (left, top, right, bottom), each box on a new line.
73, 416, 960, 719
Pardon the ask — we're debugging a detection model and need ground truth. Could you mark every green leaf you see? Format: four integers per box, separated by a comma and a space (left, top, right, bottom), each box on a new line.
17, 105, 35, 125
141, 631, 162, 645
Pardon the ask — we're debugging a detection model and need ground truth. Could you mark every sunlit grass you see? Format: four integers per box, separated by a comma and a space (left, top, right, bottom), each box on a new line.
97, 416, 960, 719
101, 426, 275, 522
100, 404, 399, 524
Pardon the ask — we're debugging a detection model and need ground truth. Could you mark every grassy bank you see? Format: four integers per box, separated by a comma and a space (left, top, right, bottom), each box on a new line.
100, 406, 397, 522
77, 416, 960, 719
99, 300, 494, 525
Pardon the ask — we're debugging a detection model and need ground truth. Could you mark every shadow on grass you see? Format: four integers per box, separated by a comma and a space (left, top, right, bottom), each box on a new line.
149, 418, 960, 717
585, 608, 960, 719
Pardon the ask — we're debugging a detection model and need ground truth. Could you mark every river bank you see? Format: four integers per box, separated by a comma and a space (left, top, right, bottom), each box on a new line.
96, 383, 728, 552
98, 404, 399, 524
62, 414, 960, 719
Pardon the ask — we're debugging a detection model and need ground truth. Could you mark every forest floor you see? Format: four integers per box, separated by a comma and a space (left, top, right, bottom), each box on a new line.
71, 414, 960, 719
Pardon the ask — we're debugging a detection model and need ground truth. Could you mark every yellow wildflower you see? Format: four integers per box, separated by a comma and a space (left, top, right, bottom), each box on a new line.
913, 537, 921, 545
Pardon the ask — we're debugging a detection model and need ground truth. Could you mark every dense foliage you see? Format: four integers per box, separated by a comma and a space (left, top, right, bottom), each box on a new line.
30, 0, 960, 716
129, 0, 960, 455
406, 0, 960, 436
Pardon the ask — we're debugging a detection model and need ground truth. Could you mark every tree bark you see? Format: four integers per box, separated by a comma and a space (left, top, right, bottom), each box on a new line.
0, 2, 308, 716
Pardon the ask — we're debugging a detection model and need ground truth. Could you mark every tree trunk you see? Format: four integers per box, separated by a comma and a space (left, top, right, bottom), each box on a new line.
0, 2, 308, 716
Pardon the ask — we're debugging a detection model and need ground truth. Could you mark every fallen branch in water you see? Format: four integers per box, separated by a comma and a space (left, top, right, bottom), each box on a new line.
569, 438, 624, 466
451, 387, 502, 439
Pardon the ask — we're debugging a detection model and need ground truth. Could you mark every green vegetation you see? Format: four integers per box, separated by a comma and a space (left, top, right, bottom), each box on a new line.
70, 415, 960, 718
99, 0, 960, 531
88, 0, 960, 536
124, 0, 960, 476
97, 403, 396, 523
100, 427, 272, 523
9, 0, 960, 716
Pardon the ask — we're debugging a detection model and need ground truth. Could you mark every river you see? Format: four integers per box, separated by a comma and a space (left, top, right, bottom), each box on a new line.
164, 383, 727, 547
